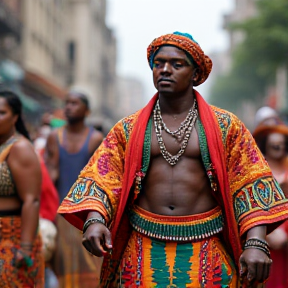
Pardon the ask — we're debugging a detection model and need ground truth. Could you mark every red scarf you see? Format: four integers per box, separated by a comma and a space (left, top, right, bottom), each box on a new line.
194, 90, 241, 262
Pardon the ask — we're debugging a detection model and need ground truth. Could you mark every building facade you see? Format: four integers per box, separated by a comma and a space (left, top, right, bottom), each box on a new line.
67, 0, 117, 131
0, 0, 117, 130
223, 0, 258, 67
115, 76, 146, 121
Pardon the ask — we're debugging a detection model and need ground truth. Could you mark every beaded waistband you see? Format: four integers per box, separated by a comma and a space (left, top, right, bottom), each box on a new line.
128, 206, 224, 242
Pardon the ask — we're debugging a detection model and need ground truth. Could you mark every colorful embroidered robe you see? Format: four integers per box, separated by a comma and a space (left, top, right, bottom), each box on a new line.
58, 90, 288, 287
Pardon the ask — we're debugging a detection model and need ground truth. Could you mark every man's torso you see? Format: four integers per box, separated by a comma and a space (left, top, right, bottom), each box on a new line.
135, 117, 217, 216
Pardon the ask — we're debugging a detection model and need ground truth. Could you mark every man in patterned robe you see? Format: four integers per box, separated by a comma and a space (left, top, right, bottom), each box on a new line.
58, 32, 288, 288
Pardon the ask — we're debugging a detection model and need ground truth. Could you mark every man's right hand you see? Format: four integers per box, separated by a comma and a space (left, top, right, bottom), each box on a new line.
82, 223, 112, 257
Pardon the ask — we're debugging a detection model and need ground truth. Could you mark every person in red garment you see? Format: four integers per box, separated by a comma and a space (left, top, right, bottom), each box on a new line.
39, 156, 59, 222
253, 123, 288, 288
38, 156, 59, 288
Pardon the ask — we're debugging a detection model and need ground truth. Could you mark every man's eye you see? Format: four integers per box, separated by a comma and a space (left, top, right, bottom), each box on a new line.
153, 61, 161, 68
173, 62, 184, 68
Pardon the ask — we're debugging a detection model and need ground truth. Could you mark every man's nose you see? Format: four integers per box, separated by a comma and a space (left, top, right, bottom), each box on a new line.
161, 62, 172, 74
64, 105, 72, 112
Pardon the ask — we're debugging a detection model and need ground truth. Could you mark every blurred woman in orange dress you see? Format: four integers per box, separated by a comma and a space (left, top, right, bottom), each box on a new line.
0, 90, 44, 287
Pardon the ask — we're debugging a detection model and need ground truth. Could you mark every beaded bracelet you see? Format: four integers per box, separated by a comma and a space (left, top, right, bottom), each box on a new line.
20, 242, 33, 251
244, 238, 269, 249
83, 217, 106, 234
243, 238, 270, 257
244, 245, 271, 257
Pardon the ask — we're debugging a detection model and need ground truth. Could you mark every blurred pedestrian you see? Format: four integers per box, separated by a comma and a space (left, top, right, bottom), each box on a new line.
38, 156, 59, 288
254, 106, 283, 128
34, 122, 52, 157
0, 90, 44, 287
58, 32, 288, 287
253, 123, 288, 288
45, 90, 103, 287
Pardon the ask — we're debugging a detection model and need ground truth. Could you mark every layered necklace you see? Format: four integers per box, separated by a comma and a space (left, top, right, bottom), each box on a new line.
153, 99, 198, 166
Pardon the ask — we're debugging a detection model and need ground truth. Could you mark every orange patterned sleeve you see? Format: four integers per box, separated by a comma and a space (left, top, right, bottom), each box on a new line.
224, 111, 288, 236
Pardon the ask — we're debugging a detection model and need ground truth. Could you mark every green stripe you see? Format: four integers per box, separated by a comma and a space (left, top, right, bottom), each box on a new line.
142, 117, 152, 173
220, 263, 231, 286
173, 243, 193, 285
197, 119, 218, 191
197, 119, 211, 172
150, 239, 170, 286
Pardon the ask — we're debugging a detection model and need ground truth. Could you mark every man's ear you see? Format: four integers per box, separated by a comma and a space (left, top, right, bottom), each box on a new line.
85, 109, 90, 117
85, 109, 91, 117
192, 68, 200, 82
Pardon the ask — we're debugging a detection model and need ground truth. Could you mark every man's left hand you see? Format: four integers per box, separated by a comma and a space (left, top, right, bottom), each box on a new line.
239, 248, 272, 286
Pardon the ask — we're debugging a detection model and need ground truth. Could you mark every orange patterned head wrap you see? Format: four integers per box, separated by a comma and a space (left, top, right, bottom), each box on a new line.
147, 32, 213, 86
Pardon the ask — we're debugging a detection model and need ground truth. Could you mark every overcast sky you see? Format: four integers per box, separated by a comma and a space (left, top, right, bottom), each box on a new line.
106, 0, 234, 100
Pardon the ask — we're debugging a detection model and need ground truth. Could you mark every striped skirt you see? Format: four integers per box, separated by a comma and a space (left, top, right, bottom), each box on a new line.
115, 206, 239, 287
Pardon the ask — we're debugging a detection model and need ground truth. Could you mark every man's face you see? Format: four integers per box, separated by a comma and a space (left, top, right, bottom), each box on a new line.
152, 46, 197, 95
266, 133, 287, 160
64, 94, 88, 123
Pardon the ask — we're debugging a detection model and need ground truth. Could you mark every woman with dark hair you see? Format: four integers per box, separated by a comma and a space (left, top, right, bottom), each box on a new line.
253, 124, 288, 288
0, 90, 44, 287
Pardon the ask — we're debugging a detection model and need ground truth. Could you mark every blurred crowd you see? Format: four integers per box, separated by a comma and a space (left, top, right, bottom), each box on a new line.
0, 88, 103, 288
252, 106, 288, 288
1, 86, 288, 288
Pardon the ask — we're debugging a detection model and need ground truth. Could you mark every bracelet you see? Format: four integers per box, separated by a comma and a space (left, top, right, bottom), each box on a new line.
244, 245, 271, 257
20, 242, 33, 250
20, 242, 33, 246
243, 238, 270, 257
83, 217, 106, 234
245, 238, 269, 246
244, 238, 269, 249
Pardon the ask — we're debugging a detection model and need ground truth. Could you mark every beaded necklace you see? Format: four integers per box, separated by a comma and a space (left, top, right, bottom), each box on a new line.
154, 99, 197, 141
153, 99, 198, 166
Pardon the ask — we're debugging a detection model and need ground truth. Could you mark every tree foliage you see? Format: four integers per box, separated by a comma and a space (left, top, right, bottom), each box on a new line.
209, 0, 288, 110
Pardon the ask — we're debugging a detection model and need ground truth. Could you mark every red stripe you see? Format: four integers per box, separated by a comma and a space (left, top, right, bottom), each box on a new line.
110, 93, 159, 239
194, 89, 241, 263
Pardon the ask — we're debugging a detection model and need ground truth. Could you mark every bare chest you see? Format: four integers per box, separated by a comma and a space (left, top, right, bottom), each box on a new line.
151, 123, 201, 160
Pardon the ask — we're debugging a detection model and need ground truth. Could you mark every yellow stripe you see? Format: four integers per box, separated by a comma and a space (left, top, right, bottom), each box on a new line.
165, 242, 177, 285
241, 212, 287, 234
187, 241, 201, 287
143, 236, 154, 287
